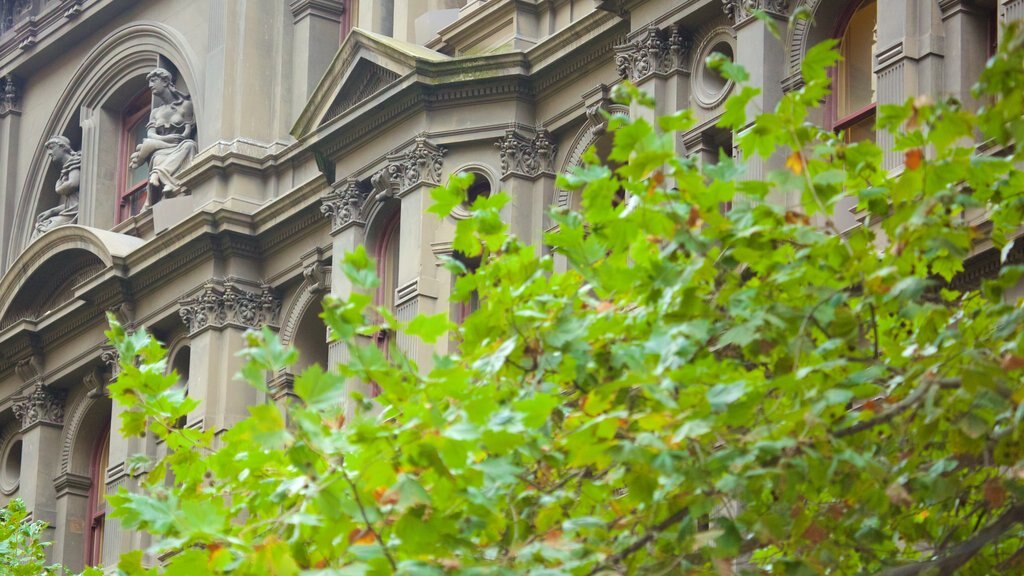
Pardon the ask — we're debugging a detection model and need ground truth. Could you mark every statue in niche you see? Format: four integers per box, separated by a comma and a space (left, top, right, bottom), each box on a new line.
129, 67, 197, 207
32, 136, 81, 239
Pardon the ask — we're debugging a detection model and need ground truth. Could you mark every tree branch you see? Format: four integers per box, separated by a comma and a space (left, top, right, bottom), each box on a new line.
833, 378, 938, 438
588, 508, 687, 575
876, 503, 1024, 576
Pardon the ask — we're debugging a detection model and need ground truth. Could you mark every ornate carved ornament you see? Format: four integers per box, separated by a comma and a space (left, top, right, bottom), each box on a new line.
614, 24, 692, 82
0, 74, 18, 115
495, 129, 557, 179
178, 280, 281, 336
321, 178, 371, 233
722, 0, 790, 24
372, 136, 447, 200
12, 383, 65, 429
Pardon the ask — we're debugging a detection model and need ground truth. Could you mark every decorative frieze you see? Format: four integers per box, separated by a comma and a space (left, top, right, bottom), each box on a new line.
178, 280, 281, 335
494, 129, 557, 178
321, 179, 370, 232
614, 24, 691, 82
12, 383, 66, 429
722, 0, 789, 23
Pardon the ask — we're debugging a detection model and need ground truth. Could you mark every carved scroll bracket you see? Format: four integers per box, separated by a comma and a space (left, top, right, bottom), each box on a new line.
0, 74, 19, 116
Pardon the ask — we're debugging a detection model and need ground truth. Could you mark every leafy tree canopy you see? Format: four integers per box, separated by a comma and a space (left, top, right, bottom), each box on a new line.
72, 20, 1024, 576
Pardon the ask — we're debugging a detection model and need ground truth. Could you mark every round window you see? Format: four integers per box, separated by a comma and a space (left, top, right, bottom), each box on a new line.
1, 438, 22, 495
693, 29, 737, 109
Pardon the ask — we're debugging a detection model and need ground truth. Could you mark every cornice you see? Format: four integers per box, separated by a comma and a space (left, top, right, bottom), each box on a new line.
0, 0, 124, 72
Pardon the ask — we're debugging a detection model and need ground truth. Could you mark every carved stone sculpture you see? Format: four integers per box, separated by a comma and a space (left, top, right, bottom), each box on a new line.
321, 179, 370, 232
129, 67, 197, 207
614, 25, 691, 82
33, 136, 81, 239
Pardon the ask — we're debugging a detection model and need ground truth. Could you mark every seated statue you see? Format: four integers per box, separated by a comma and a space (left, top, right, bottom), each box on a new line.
129, 67, 197, 207
33, 136, 81, 239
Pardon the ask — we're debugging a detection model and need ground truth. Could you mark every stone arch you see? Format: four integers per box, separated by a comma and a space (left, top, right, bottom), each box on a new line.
555, 102, 630, 211
0, 226, 144, 328
786, 0, 862, 79
280, 267, 332, 350
11, 22, 201, 264
59, 385, 111, 479
448, 162, 497, 220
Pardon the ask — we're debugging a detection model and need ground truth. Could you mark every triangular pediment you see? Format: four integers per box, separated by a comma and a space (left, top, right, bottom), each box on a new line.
324, 59, 401, 123
291, 29, 450, 139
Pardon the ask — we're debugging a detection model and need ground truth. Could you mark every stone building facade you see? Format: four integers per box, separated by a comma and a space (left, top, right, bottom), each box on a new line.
0, 0, 1012, 569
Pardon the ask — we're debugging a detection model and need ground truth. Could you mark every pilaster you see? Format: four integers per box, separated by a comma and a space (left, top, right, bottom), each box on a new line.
495, 128, 557, 248
290, 0, 346, 121
11, 356, 64, 552
178, 279, 282, 433
727, 3, 789, 194
876, 0, 946, 169
0, 74, 21, 267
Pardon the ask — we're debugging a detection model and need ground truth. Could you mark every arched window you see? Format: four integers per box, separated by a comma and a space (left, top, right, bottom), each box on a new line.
117, 89, 151, 222
86, 425, 109, 566
452, 175, 490, 323
376, 214, 401, 344
833, 0, 877, 143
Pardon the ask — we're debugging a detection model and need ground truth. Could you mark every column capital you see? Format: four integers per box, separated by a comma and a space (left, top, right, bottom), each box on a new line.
178, 279, 282, 336
12, 383, 66, 431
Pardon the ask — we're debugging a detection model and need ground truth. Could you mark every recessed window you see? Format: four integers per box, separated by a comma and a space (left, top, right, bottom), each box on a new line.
87, 426, 109, 566
118, 90, 151, 222
0, 437, 21, 494
693, 29, 737, 109
834, 0, 877, 143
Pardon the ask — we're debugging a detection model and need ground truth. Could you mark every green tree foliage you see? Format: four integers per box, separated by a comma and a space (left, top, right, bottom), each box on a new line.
0, 499, 62, 576
100, 24, 1024, 576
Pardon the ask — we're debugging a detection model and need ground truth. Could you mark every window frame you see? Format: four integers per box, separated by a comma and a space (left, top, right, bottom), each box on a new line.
827, 0, 878, 141
86, 423, 110, 566
117, 89, 151, 223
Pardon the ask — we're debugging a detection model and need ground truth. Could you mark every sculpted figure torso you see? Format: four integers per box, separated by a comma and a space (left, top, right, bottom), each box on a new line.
33, 136, 81, 239
130, 67, 197, 207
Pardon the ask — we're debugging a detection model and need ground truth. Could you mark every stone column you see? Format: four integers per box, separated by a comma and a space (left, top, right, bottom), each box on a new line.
876, 0, 945, 169
11, 357, 65, 555
178, 280, 282, 433
495, 129, 558, 249
727, 1, 790, 185
614, 23, 692, 129
0, 75, 21, 267
941, 1, 994, 111
290, 0, 346, 121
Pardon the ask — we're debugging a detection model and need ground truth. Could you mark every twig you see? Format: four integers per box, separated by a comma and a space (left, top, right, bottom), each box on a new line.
876, 504, 1024, 576
587, 508, 687, 575
340, 468, 398, 571
833, 377, 938, 438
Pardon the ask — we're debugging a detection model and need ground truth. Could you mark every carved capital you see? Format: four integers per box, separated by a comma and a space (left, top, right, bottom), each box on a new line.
614, 25, 691, 82
179, 280, 281, 336
12, 384, 66, 429
495, 129, 558, 178
321, 179, 370, 233
723, 0, 789, 24
371, 136, 447, 202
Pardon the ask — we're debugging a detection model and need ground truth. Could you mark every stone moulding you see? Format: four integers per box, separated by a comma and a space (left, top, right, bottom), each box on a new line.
613, 24, 691, 83
321, 178, 370, 233
12, 382, 66, 429
178, 279, 281, 336
494, 129, 557, 179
